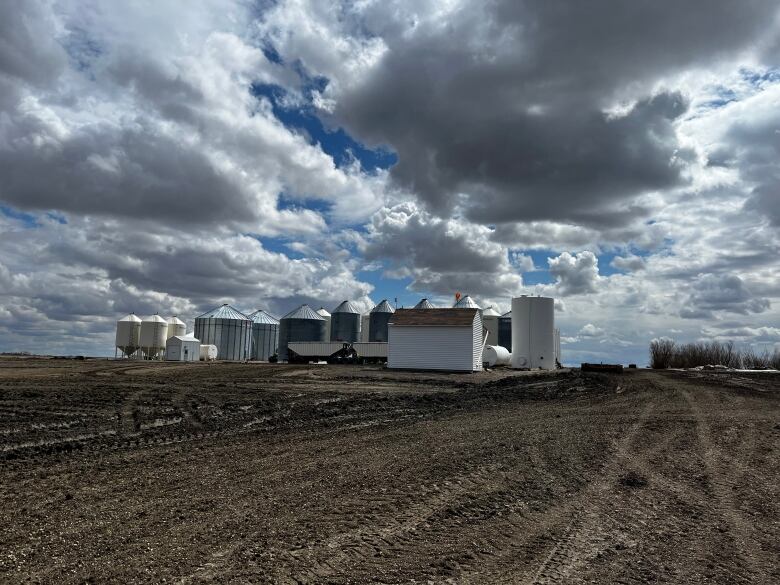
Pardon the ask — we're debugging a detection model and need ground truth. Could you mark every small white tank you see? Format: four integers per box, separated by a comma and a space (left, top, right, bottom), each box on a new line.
166, 316, 186, 339
511, 296, 555, 370
483, 345, 511, 367
140, 314, 168, 359
199, 344, 218, 361
115, 313, 141, 357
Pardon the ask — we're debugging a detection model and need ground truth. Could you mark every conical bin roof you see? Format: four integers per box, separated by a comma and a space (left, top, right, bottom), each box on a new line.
370, 299, 395, 314
413, 298, 435, 309
281, 304, 325, 321
453, 295, 481, 309
248, 309, 279, 324
196, 303, 251, 320
332, 300, 361, 314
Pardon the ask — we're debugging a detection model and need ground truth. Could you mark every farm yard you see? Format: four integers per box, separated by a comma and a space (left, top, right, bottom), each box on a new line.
1, 358, 778, 583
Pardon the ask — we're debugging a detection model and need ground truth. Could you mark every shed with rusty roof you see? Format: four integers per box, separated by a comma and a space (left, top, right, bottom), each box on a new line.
387, 308, 485, 372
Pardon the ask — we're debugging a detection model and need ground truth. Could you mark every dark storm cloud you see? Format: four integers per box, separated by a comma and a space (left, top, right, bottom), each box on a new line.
334, 0, 779, 227
680, 274, 770, 319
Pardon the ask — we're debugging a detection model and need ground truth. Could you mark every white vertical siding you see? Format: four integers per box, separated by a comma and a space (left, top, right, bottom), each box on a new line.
388, 324, 481, 371
472, 312, 484, 371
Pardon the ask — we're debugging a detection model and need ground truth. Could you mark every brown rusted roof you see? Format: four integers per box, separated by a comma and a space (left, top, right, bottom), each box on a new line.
389, 308, 479, 327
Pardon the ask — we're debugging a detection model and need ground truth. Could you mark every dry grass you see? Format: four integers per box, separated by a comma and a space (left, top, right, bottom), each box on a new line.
650, 339, 780, 369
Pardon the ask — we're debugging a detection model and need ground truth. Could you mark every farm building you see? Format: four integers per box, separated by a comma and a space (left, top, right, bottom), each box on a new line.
165, 335, 200, 362
387, 308, 485, 372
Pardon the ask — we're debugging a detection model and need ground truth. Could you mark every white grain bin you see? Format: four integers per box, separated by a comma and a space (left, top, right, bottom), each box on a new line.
139, 314, 168, 360
482, 306, 501, 346
360, 313, 370, 342
166, 316, 186, 339
453, 295, 481, 310
194, 304, 252, 361
511, 296, 555, 370
199, 344, 218, 361
369, 299, 395, 342
330, 300, 361, 342
413, 298, 436, 309
248, 309, 279, 361
388, 308, 484, 372
316, 307, 332, 340
115, 313, 142, 358
483, 345, 511, 367
165, 335, 200, 361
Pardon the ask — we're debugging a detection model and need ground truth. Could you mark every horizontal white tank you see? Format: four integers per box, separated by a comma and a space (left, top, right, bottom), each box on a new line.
483, 344, 511, 367
511, 296, 555, 370
199, 344, 218, 361
140, 314, 168, 358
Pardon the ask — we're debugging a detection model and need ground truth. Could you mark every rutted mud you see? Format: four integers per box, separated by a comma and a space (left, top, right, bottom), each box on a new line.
0, 359, 778, 583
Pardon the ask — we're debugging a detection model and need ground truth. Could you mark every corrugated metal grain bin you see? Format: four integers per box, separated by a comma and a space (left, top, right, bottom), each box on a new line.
194, 304, 252, 361
278, 304, 327, 361
248, 309, 279, 361
330, 300, 361, 342
369, 299, 395, 342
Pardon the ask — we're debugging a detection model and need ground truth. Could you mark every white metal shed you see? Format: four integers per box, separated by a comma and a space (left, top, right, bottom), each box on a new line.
165, 335, 201, 362
388, 309, 485, 372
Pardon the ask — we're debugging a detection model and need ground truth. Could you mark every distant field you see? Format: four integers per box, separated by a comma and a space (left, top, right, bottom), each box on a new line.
1, 359, 778, 583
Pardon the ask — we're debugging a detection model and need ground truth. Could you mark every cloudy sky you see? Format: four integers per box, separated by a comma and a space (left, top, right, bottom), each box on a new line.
1, 0, 779, 364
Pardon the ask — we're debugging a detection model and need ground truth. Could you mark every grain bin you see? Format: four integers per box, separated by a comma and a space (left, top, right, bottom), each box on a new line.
498, 311, 512, 351
330, 300, 361, 342
278, 304, 327, 361
511, 296, 555, 370
413, 298, 435, 309
194, 304, 252, 361
316, 307, 332, 340
248, 309, 279, 361
482, 306, 501, 346
140, 314, 168, 360
115, 313, 141, 358
166, 316, 186, 339
369, 299, 395, 342
360, 313, 370, 342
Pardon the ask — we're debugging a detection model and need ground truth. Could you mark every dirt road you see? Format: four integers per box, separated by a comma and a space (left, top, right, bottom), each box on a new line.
1, 360, 778, 583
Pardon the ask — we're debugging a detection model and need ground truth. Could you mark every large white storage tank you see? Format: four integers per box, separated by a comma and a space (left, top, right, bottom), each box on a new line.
115, 313, 142, 358
482, 306, 501, 346
140, 314, 168, 360
166, 316, 186, 339
511, 296, 555, 370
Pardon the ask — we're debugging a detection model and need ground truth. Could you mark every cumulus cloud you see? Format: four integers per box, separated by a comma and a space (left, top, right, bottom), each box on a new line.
681, 274, 770, 319
611, 254, 647, 272
548, 252, 600, 296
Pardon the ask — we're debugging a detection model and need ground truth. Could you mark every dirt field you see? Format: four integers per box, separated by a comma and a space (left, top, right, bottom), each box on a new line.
1, 359, 778, 584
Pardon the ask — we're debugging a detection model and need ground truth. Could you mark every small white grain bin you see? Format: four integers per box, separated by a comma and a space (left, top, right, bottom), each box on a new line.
483, 345, 511, 367
388, 308, 484, 372
481, 306, 501, 346
115, 313, 142, 358
140, 314, 168, 360
511, 296, 555, 370
165, 335, 200, 361
166, 316, 186, 339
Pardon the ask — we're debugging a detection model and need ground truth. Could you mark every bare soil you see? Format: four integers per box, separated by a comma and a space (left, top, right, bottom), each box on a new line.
1, 358, 778, 584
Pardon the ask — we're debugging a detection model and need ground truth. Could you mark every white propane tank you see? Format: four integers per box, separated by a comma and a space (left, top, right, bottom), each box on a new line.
140, 314, 168, 359
511, 296, 555, 370
483, 345, 511, 367
166, 316, 186, 339
199, 344, 218, 361
115, 313, 142, 357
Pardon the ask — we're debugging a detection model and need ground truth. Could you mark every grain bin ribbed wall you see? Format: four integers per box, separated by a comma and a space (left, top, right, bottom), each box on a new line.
278, 304, 326, 361
330, 301, 361, 342
369, 299, 395, 342
193, 304, 252, 361
248, 309, 279, 361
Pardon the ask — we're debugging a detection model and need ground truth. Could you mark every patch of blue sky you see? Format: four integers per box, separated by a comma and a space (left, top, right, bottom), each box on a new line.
251, 82, 397, 172
62, 26, 103, 75
1, 205, 39, 228
515, 249, 555, 285
46, 212, 67, 225
357, 263, 417, 307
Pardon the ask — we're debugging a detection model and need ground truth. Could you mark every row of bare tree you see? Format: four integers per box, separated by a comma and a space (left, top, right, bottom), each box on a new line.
649, 339, 780, 370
